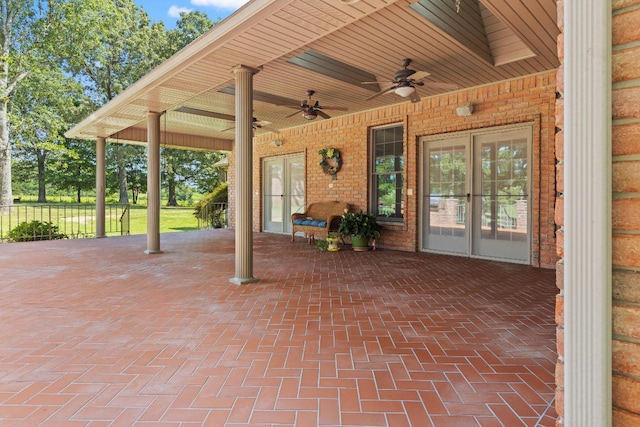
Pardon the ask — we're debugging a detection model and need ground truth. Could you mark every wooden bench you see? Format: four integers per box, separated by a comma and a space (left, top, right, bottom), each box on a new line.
291, 201, 350, 243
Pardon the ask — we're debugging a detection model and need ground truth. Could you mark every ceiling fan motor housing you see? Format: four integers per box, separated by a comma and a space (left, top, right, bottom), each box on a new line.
394, 68, 416, 81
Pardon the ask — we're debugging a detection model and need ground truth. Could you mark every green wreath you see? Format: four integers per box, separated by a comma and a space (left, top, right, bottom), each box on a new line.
318, 147, 341, 175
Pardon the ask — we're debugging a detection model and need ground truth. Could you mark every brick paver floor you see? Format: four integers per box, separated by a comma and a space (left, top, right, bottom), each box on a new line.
0, 229, 557, 426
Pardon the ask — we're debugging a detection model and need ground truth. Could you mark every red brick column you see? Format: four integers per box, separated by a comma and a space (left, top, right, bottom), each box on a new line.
554, 2, 565, 425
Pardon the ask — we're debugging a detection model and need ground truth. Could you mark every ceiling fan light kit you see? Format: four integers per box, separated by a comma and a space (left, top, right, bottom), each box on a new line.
395, 85, 416, 97
303, 111, 318, 120
362, 58, 457, 103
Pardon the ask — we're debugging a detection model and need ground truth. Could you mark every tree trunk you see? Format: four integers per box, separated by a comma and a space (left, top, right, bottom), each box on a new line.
166, 172, 177, 206
0, 99, 12, 208
37, 149, 47, 203
113, 145, 129, 204
77, 187, 81, 203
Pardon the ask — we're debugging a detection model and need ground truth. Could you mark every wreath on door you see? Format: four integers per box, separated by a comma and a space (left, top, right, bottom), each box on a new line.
318, 147, 341, 175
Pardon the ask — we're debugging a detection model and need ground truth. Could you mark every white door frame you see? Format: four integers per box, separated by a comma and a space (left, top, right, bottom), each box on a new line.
419, 123, 533, 264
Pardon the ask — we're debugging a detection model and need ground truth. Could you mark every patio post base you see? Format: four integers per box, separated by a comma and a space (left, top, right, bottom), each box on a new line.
229, 276, 259, 285
144, 249, 164, 255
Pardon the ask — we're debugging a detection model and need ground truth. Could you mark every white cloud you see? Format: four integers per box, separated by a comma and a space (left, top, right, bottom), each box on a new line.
168, 5, 193, 18
190, 0, 250, 9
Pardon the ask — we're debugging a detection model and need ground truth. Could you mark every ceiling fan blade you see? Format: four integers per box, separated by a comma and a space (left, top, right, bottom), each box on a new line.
316, 110, 331, 120
366, 85, 397, 101
285, 110, 300, 118
409, 71, 431, 81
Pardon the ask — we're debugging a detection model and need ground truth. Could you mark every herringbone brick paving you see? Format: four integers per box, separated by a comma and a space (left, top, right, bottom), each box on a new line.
0, 229, 557, 426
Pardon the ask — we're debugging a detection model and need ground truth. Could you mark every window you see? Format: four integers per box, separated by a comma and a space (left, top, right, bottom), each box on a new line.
371, 124, 404, 221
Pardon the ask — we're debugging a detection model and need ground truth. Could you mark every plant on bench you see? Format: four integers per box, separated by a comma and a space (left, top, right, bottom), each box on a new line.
291, 201, 350, 243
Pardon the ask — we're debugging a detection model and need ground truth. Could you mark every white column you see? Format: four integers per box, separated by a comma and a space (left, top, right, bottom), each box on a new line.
230, 65, 260, 284
145, 111, 163, 254
95, 137, 106, 238
564, 1, 612, 426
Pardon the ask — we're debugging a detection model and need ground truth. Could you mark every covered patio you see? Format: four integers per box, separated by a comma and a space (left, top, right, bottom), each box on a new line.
0, 231, 557, 426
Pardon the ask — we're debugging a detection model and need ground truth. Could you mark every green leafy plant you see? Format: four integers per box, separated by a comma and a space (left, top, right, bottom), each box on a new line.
8, 220, 68, 242
316, 238, 329, 252
337, 210, 382, 239
193, 183, 228, 228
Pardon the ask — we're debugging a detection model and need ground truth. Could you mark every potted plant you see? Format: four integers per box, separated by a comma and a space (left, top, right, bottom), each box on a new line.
337, 210, 382, 251
326, 232, 340, 251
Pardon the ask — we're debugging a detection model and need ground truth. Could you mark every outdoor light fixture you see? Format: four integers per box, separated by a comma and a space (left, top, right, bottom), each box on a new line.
395, 84, 416, 98
303, 111, 318, 120
456, 103, 474, 116
271, 139, 283, 147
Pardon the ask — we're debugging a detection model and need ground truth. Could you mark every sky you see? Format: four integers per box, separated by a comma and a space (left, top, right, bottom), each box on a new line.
133, 0, 250, 28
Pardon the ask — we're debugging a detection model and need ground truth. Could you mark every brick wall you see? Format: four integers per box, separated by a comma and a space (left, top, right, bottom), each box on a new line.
555, 1, 640, 425
228, 72, 557, 266
554, 1, 565, 424
611, 0, 640, 424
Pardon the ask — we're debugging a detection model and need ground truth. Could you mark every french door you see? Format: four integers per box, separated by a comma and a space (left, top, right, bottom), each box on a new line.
422, 126, 531, 263
263, 154, 305, 234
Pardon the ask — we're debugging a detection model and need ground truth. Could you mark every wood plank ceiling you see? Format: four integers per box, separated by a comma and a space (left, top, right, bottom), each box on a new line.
66, 0, 559, 149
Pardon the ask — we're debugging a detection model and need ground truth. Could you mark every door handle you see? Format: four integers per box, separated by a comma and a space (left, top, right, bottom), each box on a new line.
467, 193, 471, 202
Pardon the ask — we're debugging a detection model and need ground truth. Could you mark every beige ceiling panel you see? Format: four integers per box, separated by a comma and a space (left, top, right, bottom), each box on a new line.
479, 0, 558, 68
67, 0, 559, 147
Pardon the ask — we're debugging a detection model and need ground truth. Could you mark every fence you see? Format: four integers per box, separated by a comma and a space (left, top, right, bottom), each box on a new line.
0, 203, 130, 242
195, 202, 228, 230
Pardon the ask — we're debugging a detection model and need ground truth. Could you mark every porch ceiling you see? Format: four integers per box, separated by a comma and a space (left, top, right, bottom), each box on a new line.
66, 0, 558, 148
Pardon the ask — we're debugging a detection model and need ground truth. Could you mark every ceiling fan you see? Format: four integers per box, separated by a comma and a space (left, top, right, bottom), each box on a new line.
221, 117, 279, 134
282, 90, 347, 120
174, 107, 278, 133
363, 58, 458, 103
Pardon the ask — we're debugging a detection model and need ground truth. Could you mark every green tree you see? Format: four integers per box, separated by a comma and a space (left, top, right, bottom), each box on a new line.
11, 63, 89, 202
105, 144, 147, 204
48, 139, 96, 203
0, 0, 53, 207
164, 10, 216, 56
53, 0, 168, 203
162, 148, 224, 206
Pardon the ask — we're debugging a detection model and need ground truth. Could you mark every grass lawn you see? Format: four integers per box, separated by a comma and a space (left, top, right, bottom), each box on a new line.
128, 205, 199, 235
1, 202, 200, 239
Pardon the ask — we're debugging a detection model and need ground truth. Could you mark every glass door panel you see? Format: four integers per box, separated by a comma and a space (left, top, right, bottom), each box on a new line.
472, 131, 530, 262
287, 158, 305, 234
263, 154, 305, 234
422, 139, 469, 254
264, 159, 284, 232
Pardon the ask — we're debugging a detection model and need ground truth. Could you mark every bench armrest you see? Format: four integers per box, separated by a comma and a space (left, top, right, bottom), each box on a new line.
291, 212, 307, 221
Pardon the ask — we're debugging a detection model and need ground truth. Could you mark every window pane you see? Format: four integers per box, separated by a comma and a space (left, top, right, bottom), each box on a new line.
372, 124, 404, 221
376, 173, 403, 219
